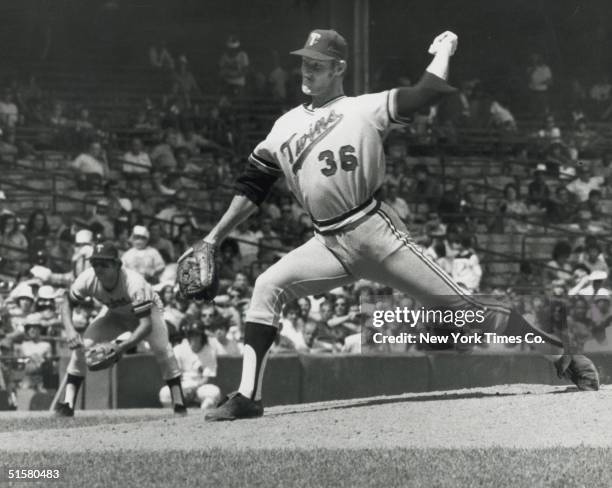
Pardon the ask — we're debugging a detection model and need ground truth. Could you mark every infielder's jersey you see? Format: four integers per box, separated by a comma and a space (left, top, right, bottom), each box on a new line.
69, 267, 162, 319
249, 90, 403, 232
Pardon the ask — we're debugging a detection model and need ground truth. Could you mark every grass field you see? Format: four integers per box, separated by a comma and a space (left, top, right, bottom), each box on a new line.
1, 384, 611, 488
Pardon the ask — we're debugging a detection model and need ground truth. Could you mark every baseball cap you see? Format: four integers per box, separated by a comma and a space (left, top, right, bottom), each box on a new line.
75, 229, 93, 245
89, 241, 120, 261
37, 285, 58, 300
10, 283, 35, 301
291, 29, 348, 61
131, 225, 150, 240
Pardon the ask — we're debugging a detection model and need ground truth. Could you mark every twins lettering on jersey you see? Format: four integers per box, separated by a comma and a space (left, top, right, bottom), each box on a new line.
280, 109, 344, 174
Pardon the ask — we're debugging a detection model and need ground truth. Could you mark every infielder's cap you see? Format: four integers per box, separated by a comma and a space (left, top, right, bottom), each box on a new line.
291, 29, 348, 61
131, 225, 150, 240
89, 241, 120, 261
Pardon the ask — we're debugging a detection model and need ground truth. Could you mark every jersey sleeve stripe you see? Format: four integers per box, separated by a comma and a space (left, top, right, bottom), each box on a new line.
387, 89, 410, 125
248, 153, 282, 176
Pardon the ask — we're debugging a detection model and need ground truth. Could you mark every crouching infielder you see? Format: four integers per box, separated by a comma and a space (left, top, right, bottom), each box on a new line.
55, 241, 186, 416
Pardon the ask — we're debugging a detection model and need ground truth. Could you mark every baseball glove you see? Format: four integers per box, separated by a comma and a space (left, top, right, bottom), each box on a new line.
85, 341, 123, 371
176, 240, 219, 301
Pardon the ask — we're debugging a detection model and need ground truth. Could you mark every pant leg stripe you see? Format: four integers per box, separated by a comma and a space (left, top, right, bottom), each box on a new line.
376, 209, 510, 314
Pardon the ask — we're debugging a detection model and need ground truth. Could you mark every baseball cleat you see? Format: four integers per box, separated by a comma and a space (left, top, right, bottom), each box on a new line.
557, 355, 600, 391
173, 404, 188, 416
53, 402, 74, 417
204, 392, 263, 421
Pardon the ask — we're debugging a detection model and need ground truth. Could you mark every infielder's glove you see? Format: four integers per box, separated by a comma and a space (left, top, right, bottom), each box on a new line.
176, 240, 219, 301
85, 341, 123, 371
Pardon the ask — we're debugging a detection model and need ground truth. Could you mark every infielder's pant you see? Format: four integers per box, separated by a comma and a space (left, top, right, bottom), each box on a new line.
66, 307, 181, 380
246, 202, 559, 345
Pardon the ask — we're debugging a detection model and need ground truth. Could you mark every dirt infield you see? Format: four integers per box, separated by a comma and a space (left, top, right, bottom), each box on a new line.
2, 384, 611, 451
1, 384, 611, 487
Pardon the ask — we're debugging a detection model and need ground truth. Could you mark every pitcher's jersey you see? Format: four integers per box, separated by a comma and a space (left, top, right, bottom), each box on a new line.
249, 89, 403, 233
69, 267, 162, 319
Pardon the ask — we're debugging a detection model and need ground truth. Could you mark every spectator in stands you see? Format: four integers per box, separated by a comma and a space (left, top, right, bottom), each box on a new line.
147, 221, 174, 262
4, 283, 36, 341
183, 125, 218, 157
14, 317, 52, 390
0, 129, 18, 164
103, 180, 132, 214
571, 118, 599, 158
230, 220, 262, 268
122, 137, 152, 174
0, 89, 19, 128
547, 186, 577, 223
121, 225, 166, 283
437, 180, 474, 226
0, 214, 28, 273
410, 163, 442, 206
589, 75, 612, 116
497, 183, 531, 233
279, 301, 308, 352
487, 95, 517, 132
527, 163, 550, 208
383, 182, 412, 223
544, 240, 573, 287
544, 142, 574, 181
150, 130, 179, 173
216, 238, 242, 286
71, 141, 109, 186
586, 189, 605, 220
323, 295, 360, 343
578, 241, 609, 275
424, 236, 453, 275
206, 312, 241, 356
450, 235, 482, 292
87, 198, 115, 240
219, 35, 250, 96
569, 269, 608, 297
205, 105, 234, 147
173, 222, 198, 257
526, 53, 552, 115
25, 210, 50, 259
566, 163, 605, 203
149, 41, 175, 71
172, 55, 203, 108
537, 114, 561, 144
155, 190, 198, 238
593, 151, 612, 181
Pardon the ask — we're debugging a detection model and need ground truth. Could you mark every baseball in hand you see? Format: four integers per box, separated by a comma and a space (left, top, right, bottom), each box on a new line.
428, 31, 458, 56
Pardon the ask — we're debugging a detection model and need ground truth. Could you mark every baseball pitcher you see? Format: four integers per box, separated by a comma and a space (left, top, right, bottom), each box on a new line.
178, 30, 599, 421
